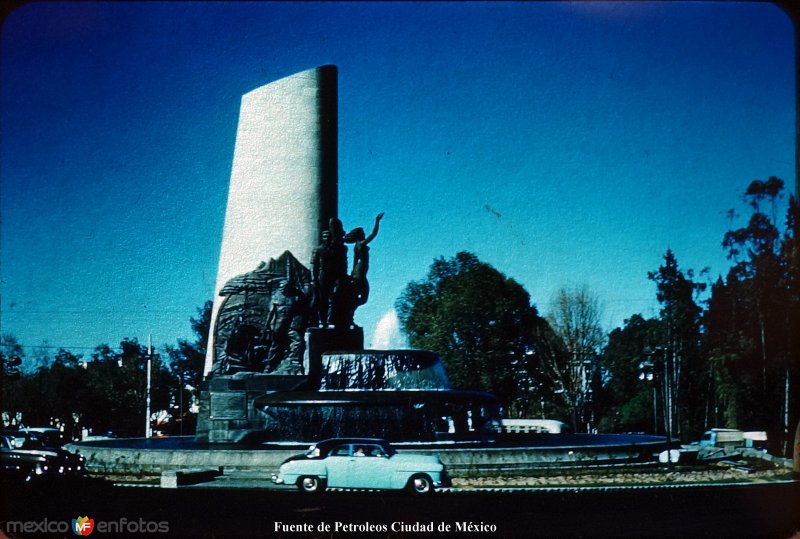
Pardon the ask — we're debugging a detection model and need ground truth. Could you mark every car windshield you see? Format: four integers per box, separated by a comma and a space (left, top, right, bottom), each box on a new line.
16, 434, 46, 449
34, 431, 65, 447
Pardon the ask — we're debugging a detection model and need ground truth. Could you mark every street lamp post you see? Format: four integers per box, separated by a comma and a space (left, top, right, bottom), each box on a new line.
178, 371, 184, 436
653, 346, 672, 443
638, 359, 657, 435
641, 346, 674, 442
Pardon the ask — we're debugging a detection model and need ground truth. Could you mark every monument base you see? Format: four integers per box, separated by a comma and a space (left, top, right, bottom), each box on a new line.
195, 375, 306, 443
305, 326, 364, 390
196, 326, 364, 443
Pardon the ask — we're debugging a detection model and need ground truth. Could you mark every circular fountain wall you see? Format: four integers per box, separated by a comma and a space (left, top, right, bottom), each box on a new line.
70, 349, 666, 479
249, 350, 501, 444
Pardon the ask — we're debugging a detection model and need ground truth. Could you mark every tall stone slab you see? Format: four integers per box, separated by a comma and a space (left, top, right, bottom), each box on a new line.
204, 66, 338, 375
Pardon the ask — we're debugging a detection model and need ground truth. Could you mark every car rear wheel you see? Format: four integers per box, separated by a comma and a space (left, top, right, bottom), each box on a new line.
298, 476, 325, 494
406, 473, 433, 496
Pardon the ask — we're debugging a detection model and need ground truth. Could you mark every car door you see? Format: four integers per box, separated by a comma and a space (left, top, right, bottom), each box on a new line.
324, 443, 353, 487
347, 444, 394, 489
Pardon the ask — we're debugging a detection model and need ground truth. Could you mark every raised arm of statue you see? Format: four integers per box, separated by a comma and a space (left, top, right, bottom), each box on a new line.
365, 212, 384, 244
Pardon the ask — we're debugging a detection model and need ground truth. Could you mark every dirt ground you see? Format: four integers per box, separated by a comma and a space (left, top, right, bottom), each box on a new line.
455, 459, 795, 488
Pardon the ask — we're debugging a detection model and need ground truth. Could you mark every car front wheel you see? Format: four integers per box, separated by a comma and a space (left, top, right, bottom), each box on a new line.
298, 476, 325, 494
406, 474, 433, 496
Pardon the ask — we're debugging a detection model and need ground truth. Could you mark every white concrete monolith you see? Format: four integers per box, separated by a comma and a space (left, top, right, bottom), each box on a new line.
204, 66, 338, 375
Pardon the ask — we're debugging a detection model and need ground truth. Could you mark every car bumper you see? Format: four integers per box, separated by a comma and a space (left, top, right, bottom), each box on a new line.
271, 474, 284, 485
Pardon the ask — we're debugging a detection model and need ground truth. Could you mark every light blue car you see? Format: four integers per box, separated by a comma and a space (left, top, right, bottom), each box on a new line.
272, 438, 451, 495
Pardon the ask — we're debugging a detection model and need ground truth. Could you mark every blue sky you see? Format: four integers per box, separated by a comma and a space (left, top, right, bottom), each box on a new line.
1, 2, 795, 358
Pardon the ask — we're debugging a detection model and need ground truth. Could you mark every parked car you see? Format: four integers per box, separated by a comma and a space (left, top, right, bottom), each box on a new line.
0, 430, 85, 482
18, 427, 67, 448
272, 438, 451, 495
695, 428, 768, 450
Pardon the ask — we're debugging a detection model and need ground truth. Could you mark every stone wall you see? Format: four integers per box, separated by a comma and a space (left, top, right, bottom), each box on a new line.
67, 437, 666, 482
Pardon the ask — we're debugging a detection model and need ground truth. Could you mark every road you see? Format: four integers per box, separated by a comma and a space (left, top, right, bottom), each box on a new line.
1, 477, 799, 538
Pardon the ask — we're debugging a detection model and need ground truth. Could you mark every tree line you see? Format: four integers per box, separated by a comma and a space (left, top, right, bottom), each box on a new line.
397, 177, 798, 455
0, 303, 211, 439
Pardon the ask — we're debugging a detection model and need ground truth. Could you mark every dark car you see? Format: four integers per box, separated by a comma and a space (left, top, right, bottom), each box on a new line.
272, 437, 451, 495
21, 427, 67, 448
0, 430, 85, 482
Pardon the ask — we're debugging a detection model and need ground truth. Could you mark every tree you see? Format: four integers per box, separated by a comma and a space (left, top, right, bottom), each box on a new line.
70, 339, 176, 437
2, 330, 189, 437
40, 349, 85, 435
396, 252, 548, 411
543, 286, 605, 432
647, 249, 706, 440
1, 333, 24, 360
598, 314, 665, 434
707, 177, 798, 453
166, 300, 211, 434
1, 334, 26, 426
167, 300, 211, 390
79, 344, 121, 434
779, 194, 800, 455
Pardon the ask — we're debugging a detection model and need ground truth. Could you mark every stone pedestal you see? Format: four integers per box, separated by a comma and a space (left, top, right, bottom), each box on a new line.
305, 326, 364, 390
196, 326, 364, 443
195, 374, 306, 443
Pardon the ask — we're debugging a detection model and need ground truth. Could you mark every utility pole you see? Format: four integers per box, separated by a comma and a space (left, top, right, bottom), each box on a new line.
179, 371, 184, 436
145, 335, 153, 439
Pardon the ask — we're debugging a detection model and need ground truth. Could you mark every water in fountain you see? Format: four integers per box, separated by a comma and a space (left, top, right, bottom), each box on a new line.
253, 350, 500, 443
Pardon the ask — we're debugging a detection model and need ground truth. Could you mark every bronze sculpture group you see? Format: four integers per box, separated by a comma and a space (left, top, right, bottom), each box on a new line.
313, 212, 383, 329
212, 213, 383, 376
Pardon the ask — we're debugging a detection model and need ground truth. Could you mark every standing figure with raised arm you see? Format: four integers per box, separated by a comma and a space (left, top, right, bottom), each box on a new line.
344, 212, 384, 306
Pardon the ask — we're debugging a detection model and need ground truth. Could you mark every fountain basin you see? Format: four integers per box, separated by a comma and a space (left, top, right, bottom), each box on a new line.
67, 433, 667, 481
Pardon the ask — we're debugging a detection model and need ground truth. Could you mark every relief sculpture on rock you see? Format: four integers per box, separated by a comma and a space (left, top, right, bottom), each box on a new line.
211, 251, 312, 376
